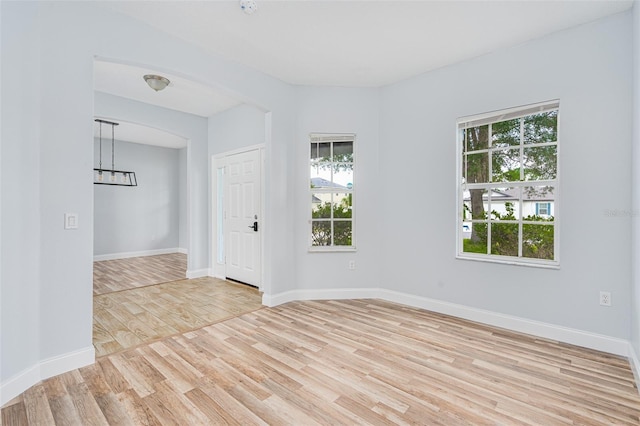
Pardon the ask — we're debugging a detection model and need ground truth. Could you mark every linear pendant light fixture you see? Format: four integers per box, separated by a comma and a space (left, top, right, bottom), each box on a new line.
93, 119, 137, 186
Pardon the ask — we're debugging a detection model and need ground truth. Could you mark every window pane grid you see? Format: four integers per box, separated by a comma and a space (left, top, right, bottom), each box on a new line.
464, 180, 556, 190
310, 134, 355, 249
519, 118, 525, 182
487, 123, 493, 187
458, 102, 558, 265
464, 131, 557, 184
466, 140, 556, 156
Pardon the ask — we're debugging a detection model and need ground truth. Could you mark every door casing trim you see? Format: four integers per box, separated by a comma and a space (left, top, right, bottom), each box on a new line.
211, 145, 265, 291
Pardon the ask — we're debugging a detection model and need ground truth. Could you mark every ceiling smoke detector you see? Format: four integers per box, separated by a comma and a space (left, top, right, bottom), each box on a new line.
143, 74, 170, 92
240, 0, 257, 15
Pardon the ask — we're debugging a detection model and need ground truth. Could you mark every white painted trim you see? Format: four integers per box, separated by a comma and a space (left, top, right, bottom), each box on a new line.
259, 146, 265, 293
1, 346, 94, 406
212, 143, 265, 160
211, 263, 226, 279
262, 288, 379, 307
39, 346, 95, 383
263, 287, 630, 357
210, 269, 225, 280
628, 343, 640, 394
93, 247, 183, 261
212, 146, 266, 289
378, 289, 629, 356
186, 268, 209, 279
177, 247, 188, 255
0, 364, 40, 407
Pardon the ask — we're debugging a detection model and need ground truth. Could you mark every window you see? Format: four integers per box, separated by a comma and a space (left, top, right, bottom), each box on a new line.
310, 134, 355, 250
536, 202, 550, 216
457, 101, 559, 266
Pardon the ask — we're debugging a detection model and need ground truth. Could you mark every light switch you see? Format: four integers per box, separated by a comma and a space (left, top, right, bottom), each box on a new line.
64, 213, 78, 230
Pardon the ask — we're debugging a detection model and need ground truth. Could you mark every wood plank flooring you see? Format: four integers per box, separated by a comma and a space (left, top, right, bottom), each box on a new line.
4, 299, 640, 425
93, 253, 187, 295
94, 277, 264, 357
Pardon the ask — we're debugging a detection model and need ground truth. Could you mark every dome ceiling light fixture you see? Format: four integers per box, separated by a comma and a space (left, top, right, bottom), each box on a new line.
240, 0, 257, 15
143, 74, 170, 91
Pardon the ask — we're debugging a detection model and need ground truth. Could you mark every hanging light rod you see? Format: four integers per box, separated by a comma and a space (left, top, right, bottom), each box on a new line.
93, 119, 138, 187
94, 118, 119, 126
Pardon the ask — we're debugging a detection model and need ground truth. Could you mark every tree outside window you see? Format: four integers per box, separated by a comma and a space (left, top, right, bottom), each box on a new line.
310, 134, 355, 249
458, 101, 559, 266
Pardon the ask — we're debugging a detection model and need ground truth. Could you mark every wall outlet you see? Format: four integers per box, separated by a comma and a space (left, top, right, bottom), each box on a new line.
599, 291, 611, 307
348, 260, 356, 270
64, 213, 78, 230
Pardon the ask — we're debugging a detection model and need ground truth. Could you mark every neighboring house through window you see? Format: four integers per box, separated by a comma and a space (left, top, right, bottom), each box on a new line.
310, 134, 355, 250
536, 202, 551, 216
457, 100, 559, 266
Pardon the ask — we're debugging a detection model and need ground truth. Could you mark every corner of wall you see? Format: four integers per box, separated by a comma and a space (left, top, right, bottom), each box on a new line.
628, 343, 640, 395
186, 268, 209, 279
0, 346, 94, 406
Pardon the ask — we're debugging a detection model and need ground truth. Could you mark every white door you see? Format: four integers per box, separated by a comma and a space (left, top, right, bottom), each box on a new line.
224, 149, 261, 286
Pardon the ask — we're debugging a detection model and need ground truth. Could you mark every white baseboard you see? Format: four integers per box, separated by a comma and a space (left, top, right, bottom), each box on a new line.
211, 264, 226, 280
378, 289, 630, 356
0, 364, 40, 407
262, 288, 379, 307
629, 343, 640, 394
263, 287, 630, 357
1, 346, 94, 407
94, 247, 183, 262
186, 268, 209, 279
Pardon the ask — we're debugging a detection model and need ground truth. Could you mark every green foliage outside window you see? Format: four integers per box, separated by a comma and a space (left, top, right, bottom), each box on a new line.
463, 203, 554, 260
310, 137, 354, 248
311, 194, 352, 246
461, 106, 558, 263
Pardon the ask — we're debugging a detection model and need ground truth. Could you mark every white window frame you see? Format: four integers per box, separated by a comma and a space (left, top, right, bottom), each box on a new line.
309, 133, 356, 252
456, 100, 560, 268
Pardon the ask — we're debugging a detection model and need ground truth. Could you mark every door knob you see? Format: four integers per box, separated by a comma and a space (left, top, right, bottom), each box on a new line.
248, 221, 258, 232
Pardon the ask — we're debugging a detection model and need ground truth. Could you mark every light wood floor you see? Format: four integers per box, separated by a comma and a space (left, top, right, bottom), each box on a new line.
93, 253, 187, 295
4, 299, 640, 425
93, 277, 264, 357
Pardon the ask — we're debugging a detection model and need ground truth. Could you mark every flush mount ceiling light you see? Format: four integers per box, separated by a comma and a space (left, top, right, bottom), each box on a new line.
94, 119, 137, 187
143, 74, 170, 91
240, 0, 257, 15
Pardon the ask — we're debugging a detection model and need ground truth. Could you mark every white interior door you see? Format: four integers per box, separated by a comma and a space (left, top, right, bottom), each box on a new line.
224, 149, 261, 286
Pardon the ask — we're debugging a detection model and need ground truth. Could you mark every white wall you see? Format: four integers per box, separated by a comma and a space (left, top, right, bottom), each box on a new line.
1, 1, 296, 404
208, 104, 266, 279
631, 2, 640, 365
93, 139, 181, 257
379, 12, 633, 339
179, 147, 188, 252
95, 92, 205, 270
1, 0, 42, 388
208, 103, 265, 156
293, 86, 381, 291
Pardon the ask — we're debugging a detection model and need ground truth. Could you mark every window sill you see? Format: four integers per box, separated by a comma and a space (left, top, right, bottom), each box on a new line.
456, 253, 559, 269
309, 246, 357, 253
